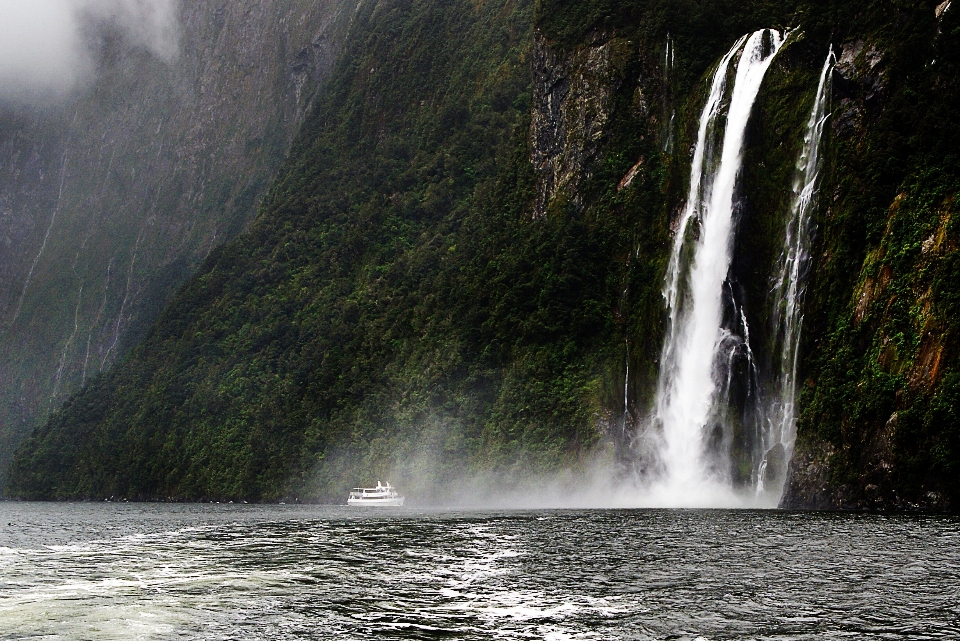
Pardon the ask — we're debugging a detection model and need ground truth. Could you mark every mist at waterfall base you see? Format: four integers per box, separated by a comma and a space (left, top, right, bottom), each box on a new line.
4, 502, 959, 640
349, 443, 768, 510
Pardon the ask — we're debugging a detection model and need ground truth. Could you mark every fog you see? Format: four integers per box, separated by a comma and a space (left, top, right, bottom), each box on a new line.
319, 414, 782, 510
392, 459, 781, 510
0, 0, 179, 105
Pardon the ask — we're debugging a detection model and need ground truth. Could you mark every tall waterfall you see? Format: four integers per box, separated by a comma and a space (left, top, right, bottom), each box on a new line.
649, 29, 785, 505
758, 49, 835, 496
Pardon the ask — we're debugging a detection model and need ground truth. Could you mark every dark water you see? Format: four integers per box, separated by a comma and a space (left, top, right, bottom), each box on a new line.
1, 503, 958, 639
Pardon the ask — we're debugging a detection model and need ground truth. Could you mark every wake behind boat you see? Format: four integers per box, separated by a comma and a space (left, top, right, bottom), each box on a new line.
347, 481, 405, 506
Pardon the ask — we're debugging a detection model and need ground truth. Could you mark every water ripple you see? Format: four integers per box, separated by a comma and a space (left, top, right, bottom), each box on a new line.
1, 504, 958, 640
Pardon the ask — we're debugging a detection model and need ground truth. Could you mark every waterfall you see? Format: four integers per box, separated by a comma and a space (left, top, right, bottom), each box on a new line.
649, 29, 785, 505
758, 48, 835, 496
662, 34, 676, 154
623, 337, 630, 431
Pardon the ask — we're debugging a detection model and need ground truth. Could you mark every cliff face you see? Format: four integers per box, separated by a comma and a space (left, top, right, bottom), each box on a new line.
0, 0, 357, 477
782, 3, 960, 511
7, 0, 547, 501
530, 30, 627, 217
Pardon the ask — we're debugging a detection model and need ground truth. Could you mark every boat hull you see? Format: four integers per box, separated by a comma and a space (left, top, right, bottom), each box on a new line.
347, 497, 405, 506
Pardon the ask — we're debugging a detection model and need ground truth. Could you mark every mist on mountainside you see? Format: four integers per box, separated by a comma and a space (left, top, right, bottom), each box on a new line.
0, 0, 179, 105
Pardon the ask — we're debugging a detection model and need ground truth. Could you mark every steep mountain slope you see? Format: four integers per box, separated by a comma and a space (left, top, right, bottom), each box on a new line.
9, 0, 545, 501
8, 0, 960, 510
0, 0, 357, 478
4, 0, 793, 501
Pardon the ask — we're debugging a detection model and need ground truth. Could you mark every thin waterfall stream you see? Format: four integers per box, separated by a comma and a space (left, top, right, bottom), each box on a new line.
663, 33, 676, 154
758, 48, 835, 496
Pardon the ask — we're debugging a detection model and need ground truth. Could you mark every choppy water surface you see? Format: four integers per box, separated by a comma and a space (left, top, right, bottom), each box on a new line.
1, 504, 958, 639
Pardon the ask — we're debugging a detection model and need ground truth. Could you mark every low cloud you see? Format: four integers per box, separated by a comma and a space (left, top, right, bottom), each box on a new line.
0, 0, 180, 105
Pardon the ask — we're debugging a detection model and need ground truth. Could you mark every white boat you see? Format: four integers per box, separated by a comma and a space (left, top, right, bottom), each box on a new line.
347, 481, 405, 506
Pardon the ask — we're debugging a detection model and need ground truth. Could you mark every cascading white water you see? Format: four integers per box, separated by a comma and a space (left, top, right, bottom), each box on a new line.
758, 48, 835, 495
650, 29, 785, 506
661, 34, 747, 325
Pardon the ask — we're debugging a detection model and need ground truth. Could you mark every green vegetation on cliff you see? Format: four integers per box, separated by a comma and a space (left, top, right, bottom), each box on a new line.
12, 0, 632, 501
786, 0, 960, 510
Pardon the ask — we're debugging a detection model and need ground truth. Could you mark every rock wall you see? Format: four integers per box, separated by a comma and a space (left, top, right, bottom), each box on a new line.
0, 0, 358, 477
530, 30, 628, 217
783, 4, 960, 511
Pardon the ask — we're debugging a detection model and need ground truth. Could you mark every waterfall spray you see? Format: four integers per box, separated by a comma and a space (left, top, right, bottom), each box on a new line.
650, 29, 785, 506
758, 48, 835, 496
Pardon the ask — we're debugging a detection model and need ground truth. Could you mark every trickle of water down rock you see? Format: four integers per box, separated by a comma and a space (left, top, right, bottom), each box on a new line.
759, 48, 836, 499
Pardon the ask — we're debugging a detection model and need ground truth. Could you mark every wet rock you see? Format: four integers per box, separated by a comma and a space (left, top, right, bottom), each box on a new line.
835, 40, 864, 81
617, 157, 644, 191
530, 31, 626, 217
833, 40, 887, 105
833, 100, 861, 137
780, 441, 840, 510
761, 443, 787, 489
936, 0, 952, 20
